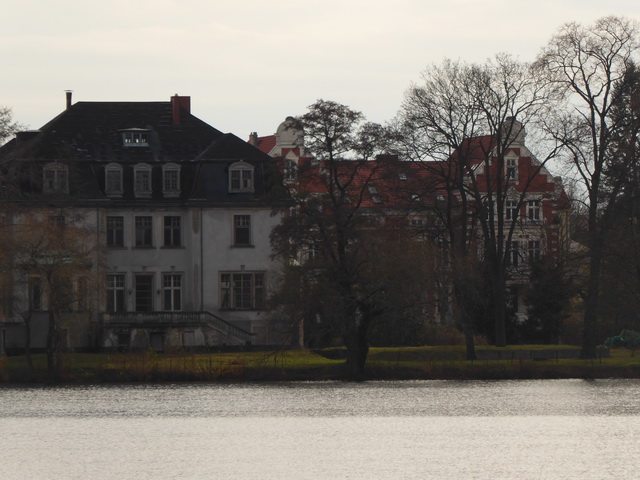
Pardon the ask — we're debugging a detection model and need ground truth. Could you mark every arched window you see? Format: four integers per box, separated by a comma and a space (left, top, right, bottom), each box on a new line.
42, 163, 68, 193
105, 163, 123, 196
228, 161, 254, 193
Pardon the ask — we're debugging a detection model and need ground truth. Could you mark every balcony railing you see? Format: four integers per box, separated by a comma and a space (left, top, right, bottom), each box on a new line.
102, 311, 254, 344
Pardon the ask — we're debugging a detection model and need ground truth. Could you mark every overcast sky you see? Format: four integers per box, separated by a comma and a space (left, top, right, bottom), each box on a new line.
2, 1, 639, 140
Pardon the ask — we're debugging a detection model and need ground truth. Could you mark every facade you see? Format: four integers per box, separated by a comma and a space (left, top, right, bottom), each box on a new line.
253, 118, 570, 331
0, 94, 283, 353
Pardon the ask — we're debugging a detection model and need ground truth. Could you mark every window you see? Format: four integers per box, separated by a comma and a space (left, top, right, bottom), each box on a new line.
304, 243, 322, 263
368, 185, 382, 204
220, 272, 264, 310
528, 240, 541, 264
229, 162, 254, 193
134, 274, 154, 312
105, 163, 123, 196
122, 129, 149, 146
106, 275, 125, 313
233, 215, 251, 246
135, 216, 153, 247
106, 216, 124, 247
134, 164, 152, 197
505, 200, 519, 221
284, 160, 297, 181
29, 277, 42, 311
162, 164, 181, 196
399, 173, 407, 181
163, 216, 181, 247
43, 163, 68, 193
506, 156, 518, 181
163, 274, 182, 311
527, 200, 541, 221
506, 241, 520, 267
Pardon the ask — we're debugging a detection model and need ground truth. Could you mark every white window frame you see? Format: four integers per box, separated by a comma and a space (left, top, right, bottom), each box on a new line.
162, 273, 182, 311
505, 199, 519, 221
505, 154, 518, 182
368, 185, 382, 204
527, 200, 542, 222
122, 129, 149, 147
162, 163, 181, 197
506, 240, 520, 267
134, 216, 153, 247
163, 216, 181, 247
229, 161, 254, 193
528, 240, 541, 264
106, 274, 126, 313
106, 216, 124, 247
284, 159, 297, 181
219, 272, 265, 310
105, 163, 123, 196
134, 163, 152, 197
233, 214, 251, 246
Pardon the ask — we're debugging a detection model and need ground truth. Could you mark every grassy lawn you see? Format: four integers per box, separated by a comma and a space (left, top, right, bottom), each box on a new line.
1, 345, 640, 383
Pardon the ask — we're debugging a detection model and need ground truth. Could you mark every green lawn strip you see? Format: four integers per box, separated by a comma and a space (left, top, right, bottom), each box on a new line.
2, 347, 640, 383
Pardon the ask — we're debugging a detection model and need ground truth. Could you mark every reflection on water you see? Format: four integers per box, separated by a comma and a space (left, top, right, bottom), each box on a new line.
1, 380, 640, 479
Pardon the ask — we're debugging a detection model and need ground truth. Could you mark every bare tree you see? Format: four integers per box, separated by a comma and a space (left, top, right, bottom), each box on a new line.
537, 16, 640, 358
270, 100, 397, 378
0, 106, 24, 146
396, 54, 563, 350
9, 210, 101, 376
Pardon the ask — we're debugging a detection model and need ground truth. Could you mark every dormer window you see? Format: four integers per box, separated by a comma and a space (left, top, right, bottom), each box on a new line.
162, 163, 181, 197
229, 161, 254, 193
105, 163, 123, 197
121, 129, 149, 147
134, 163, 152, 197
43, 163, 68, 193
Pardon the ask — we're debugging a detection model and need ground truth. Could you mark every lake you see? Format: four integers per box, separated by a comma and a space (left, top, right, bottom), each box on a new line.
1, 379, 639, 479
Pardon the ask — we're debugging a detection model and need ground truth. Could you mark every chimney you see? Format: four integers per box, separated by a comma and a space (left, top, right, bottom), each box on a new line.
248, 132, 259, 146
65, 90, 73, 110
503, 116, 525, 146
171, 94, 191, 125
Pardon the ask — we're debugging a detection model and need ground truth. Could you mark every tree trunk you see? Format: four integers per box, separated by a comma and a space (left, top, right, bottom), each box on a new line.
581, 244, 603, 359
24, 313, 34, 372
46, 309, 58, 377
463, 326, 477, 361
344, 309, 370, 379
492, 268, 507, 347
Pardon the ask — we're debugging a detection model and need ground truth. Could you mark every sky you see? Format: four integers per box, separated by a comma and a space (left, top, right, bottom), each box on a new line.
2, 0, 640, 141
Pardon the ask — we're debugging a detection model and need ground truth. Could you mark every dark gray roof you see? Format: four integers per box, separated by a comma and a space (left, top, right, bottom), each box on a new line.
0, 98, 275, 206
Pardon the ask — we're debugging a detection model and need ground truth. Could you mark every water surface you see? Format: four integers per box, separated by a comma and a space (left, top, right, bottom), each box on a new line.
1, 380, 639, 479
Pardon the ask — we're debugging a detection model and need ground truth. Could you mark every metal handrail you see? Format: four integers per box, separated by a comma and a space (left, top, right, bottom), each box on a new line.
102, 310, 254, 343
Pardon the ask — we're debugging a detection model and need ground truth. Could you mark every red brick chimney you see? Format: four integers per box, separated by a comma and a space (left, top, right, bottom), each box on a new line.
171, 94, 191, 125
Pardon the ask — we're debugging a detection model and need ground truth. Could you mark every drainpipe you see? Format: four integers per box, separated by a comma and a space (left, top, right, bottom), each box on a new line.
200, 207, 204, 311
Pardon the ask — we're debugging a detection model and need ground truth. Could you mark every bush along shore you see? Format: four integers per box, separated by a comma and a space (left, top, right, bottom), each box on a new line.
1, 345, 639, 384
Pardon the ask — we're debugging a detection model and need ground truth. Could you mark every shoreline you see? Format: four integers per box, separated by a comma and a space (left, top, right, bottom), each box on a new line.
2, 345, 639, 384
